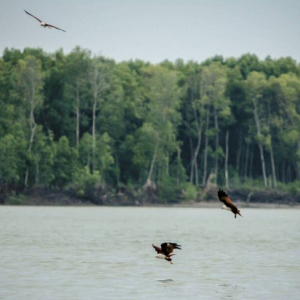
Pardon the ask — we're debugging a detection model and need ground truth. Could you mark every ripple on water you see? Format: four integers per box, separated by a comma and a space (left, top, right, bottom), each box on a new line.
157, 279, 174, 282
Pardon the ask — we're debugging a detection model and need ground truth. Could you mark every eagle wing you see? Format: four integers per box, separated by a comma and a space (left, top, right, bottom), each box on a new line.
152, 244, 162, 254
24, 10, 42, 23
218, 189, 239, 211
45, 23, 66, 32
161, 243, 175, 256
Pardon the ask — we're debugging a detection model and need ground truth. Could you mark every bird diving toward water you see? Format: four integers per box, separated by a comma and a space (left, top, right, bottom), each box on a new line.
24, 10, 66, 32
152, 243, 181, 264
218, 189, 243, 218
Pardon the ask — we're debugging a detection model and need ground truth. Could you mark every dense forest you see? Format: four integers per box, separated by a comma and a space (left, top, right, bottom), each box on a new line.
1, 47, 300, 204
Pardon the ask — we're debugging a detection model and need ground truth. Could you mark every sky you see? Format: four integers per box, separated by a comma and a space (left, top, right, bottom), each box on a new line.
1, 0, 300, 63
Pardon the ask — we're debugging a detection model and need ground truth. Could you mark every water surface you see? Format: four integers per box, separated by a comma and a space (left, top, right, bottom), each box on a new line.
1, 206, 299, 299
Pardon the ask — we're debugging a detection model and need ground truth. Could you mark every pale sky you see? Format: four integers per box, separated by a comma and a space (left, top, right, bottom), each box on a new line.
1, 0, 299, 63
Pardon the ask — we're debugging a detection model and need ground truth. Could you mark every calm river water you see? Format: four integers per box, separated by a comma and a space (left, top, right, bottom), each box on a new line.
0, 206, 299, 299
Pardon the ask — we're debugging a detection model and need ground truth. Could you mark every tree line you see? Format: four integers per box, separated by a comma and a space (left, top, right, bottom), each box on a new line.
1, 47, 300, 203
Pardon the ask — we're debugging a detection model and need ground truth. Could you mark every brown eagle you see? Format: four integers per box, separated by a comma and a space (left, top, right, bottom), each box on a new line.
152, 242, 181, 264
218, 189, 243, 218
24, 10, 66, 32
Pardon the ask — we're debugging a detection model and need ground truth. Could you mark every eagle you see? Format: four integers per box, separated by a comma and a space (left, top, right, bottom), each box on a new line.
152, 242, 181, 264
218, 189, 243, 218
24, 10, 66, 32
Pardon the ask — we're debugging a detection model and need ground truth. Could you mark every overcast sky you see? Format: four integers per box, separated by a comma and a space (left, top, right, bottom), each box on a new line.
1, 0, 299, 63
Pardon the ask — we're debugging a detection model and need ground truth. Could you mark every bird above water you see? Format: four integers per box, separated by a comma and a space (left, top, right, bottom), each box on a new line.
152, 242, 181, 264
24, 10, 66, 32
218, 189, 243, 218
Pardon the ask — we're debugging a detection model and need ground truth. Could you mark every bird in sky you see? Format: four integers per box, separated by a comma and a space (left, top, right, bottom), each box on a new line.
24, 10, 66, 32
152, 242, 181, 264
218, 189, 243, 218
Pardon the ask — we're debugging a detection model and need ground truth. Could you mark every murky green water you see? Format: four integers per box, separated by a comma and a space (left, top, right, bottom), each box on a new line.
1, 206, 299, 299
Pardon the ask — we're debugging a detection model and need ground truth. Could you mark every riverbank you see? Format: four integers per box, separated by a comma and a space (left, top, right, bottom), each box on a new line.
1, 186, 300, 207
170, 201, 300, 209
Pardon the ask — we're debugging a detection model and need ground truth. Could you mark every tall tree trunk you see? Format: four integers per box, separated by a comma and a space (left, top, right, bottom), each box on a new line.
28, 110, 36, 152
249, 144, 254, 179
244, 142, 250, 180
25, 98, 37, 188
190, 103, 203, 186
146, 141, 159, 185
225, 129, 229, 189
257, 143, 267, 187
176, 147, 181, 186
214, 109, 219, 184
89, 61, 108, 173
252, 97, 267, 187
76, 84, 80, 148
269, 139, 277, 188
24, 171, 29, 189
192, 128, 202, 187
236, 132, 242, 176
195, 158, 199, 187
202, 108, 210, 186
92, 95, 97, 173
189, 138, 194, 184
35, 158, 40, 185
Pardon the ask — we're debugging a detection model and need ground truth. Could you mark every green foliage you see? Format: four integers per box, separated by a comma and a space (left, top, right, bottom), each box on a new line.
236, 178, 268, 191
52, 136, 79, 188
182, 183, 198, 201
0, 134, 22, 184
157, 176, 181, 203
277, 181, 300, 195
71, 166, 101, 197
95, 132, 114, 178
79, 132, 93, 167
1, 47, 300, 203
7, 194, 26, 205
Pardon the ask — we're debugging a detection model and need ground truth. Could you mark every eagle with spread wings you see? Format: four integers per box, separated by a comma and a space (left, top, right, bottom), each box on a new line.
152, 242, 181, 264
24, 10, 66, 32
